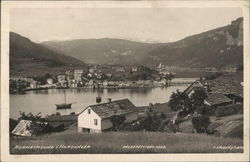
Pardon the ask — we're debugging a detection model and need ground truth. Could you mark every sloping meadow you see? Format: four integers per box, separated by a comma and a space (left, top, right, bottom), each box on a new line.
10, 132, 243, 154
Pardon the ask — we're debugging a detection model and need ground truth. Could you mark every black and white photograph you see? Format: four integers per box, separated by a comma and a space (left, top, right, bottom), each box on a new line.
1, 0, 249, 161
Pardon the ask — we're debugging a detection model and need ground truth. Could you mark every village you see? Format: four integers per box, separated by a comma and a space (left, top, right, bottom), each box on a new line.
9, 63, 194, 94
9, 62, 235, 94
10, 71, 243, 151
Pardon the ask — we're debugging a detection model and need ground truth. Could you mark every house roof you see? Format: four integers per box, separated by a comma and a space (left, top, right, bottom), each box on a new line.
205, 93, 232, 106
182, 80, 203, 95
206, 74, 243, 98
11, 120, 32, 136
86, 99, 137, 119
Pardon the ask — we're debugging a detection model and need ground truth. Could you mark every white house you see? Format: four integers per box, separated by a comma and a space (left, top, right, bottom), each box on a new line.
30, 80, 38, 89
103, 81, 108, 88
57, 75, 66, 87
74, 70, 84, 82
132, 67, 138, 72
47, 78, 53, 85
78, 99, 138, 133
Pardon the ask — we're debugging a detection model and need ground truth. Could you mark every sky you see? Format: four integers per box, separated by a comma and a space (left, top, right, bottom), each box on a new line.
10, 8, 242, 43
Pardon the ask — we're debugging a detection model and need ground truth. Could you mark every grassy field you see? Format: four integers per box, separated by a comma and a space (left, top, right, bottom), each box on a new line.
10, 131, 243, 154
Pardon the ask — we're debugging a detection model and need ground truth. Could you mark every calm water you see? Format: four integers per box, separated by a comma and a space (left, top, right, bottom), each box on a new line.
10, 86, 187, 119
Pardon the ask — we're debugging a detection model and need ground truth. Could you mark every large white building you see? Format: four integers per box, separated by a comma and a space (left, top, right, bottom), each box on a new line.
74, 70, 84, 82
78, 99, 138, 133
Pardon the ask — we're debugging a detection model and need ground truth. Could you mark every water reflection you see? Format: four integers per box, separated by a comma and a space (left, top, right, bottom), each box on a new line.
30, 89, 49, 95
10, 86, 188, 119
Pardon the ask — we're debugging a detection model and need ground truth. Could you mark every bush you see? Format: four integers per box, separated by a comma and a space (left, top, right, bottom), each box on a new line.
140, 116, 161, 131
28, 121, 49, 136
192, 115, 210, 133
160, 113, 167, 119
110, 115, 126, 131
215, 104, 243, 117
121, 120, 150, 132
164, 121, 179, 133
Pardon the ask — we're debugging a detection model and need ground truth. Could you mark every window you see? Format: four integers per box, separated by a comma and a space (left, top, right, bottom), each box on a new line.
88, 109, 91, 114
94, 119, 98, 125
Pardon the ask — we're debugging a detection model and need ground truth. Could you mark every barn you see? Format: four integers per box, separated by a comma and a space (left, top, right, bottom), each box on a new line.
78, 99, 138, 133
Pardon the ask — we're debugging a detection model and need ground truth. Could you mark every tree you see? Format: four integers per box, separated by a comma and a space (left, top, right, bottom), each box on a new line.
190, 87, 207, 113
44, 73, 52, 80
168, 90, 192, 114
192, 113, 210, 133
165, 72, 174, 80
32, 73, 53, 85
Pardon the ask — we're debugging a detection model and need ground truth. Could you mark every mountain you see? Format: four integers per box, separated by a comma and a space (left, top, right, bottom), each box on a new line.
10, 32, 86, 76
41, 17, 243, 70
42, 38, 160, 65
145, 17, 243, 69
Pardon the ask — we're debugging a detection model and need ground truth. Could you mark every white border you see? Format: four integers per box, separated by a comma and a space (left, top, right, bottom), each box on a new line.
1, 1, 249, 162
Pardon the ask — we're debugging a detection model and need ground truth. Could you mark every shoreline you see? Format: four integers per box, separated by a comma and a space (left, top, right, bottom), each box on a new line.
10, 86, 173, 94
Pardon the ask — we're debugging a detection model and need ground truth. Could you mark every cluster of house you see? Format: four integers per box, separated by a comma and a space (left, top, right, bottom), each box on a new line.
57, 67, 167, 88
157, 63, 175, 75
80, 79, 167, 89
9, 65, 143, 92
9, 77, 56, 92
57, 67, 101, 88
182, 74, 243, 112
56, 65, 135, 88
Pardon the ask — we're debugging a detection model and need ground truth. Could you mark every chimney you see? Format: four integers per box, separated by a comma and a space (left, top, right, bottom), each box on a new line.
107, 98, 112, 103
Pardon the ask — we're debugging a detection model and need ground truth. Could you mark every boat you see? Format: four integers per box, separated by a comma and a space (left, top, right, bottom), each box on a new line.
55, 103, 72, 109
96, 96, 102, 103
55, 89, 75, 110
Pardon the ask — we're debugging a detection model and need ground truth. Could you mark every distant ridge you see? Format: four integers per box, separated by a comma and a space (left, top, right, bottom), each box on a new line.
42, 17, 243, 70
10, 32, 86, 76
42, 38, 161, 65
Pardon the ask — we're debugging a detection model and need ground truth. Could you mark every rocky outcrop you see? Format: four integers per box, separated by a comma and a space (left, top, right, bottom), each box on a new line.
226, 17, 243, 46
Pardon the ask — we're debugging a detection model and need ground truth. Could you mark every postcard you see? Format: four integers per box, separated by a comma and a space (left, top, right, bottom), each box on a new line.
1, 0, 249, 161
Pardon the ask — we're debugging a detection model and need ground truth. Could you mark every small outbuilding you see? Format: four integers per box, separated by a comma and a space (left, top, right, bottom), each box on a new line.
204, 93, 233, 109
78, 99, 138, 133
11, 120, 33, 136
